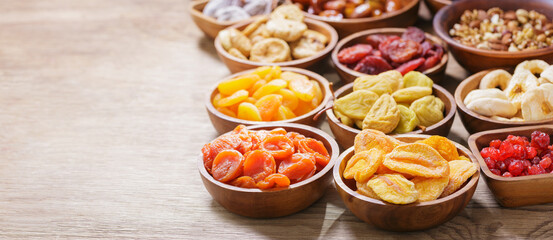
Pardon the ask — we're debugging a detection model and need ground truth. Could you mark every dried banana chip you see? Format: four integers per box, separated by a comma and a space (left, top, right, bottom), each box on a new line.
368, 174, 419, 204
362, 94, 400, 134
440, 160, 477, 197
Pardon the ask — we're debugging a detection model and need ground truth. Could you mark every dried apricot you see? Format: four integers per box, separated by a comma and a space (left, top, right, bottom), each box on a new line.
411, 176, 449, 202
343, 149, 385, 183
256, 173, 291, 189
417, 136, 459, 161
249, 79, 267, 95
354, 129, 402, 154
212, 93, 223, 108
440, 160, 477, 197
202, 134, 243, 173
383, 143, 449, 178
298, 138, 330, 170
218, 89, 249, 107
278, 88, 299, 110
216, 107, 237, 118
237, 102, 262, 121
230, 176, 257, 188
255, 94, 283, 121
211, 149, 244, 183
260, 134, 295, 160
294, 100, 315, 116
243, 150, 276, 182
310, 80, 323, 107
273, 105, 296, 120
368, 174, 419, 204
289, 77, 315, 101
218, 74, 260, 95
278, 153, 316, 182
252, 79, 288, 99
280, 71, 309, 83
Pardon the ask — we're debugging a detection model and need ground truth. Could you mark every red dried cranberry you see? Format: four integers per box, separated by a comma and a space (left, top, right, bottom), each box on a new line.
506, 135, 527, 146
499, 142, 515, 161
337, 44, 373, 64
481, 147, 500, 160
490, 140, 502, 149
490, 168, 501, 175
512, 144, 526, 159
395, 58, 425, 75
526, 147, 538, 159
522, 159, 531, 169
502, 172, 513, 177
528, 165, 546, 175
496, 161, 507, 173
531, 131, 550, 150
540, 157, 552, 169
508, 160, 524, 176
532, 157, 541, 165
484, 157, 497, 170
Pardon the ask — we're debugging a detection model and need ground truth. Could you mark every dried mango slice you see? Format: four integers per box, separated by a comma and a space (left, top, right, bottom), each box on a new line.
368, 174, 419, 204
211, 149, 244, 183
417, 136, 459, 161
356, 180, 381, 200
410, 95, 444, 127
383, 143, 449, 178
334, 109, 354, 127
354, 129, 402, 154
255, 94, 283, 121
393, 105, 419, 134
391, 87, 432, 103
403, 71, 433, 88
353, 70, 401, 95
280, 71, 309, 83
216, 107, 237, 118
289, 78, 315, 102
237, 102, 262, 121
218, 89, 249, 107
252, 79, 288, 99
218, 74, 260, 95
411, 176, 449, 202
256, 173, 291, 189
440, 160, 477, 197
278, 88, 299, 110
333, 90, 379, 119
362, 94, 400, 134
273, 105, 296, 120
343, 149, 385, 183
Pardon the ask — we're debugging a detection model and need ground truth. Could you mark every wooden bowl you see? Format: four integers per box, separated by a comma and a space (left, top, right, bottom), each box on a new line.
214, 18, 338, 74
424, 0, 452, 15
302, 0, 420, 38
199, 123, 340, 218
454, 70, 553, 134
189, 0, 245, 39
326, 82, 456, 149
334, 134, 480, 231
468, 125, 553, 207
206, 67, 332, 134
433, 0, 553, 73
331, 28, 449, 84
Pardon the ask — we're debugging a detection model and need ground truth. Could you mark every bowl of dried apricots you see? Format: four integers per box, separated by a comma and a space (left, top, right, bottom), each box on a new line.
333, 129, 480, 231
206, 66, 331, 134
326, 70, 456, 149
199, 123, 340, 218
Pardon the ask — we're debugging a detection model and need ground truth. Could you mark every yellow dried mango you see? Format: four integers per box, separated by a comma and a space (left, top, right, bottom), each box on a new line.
403, 71, 433, 88
278, 88, 299, 110
218, 74, 259, 95
411, 176, 449, 202
333, 90, 379, 119
218, 89, 249, 107
383, 143, 449, 178
410, 96, 444, 127
343, 149, 385, 183
252, 79, 287, 99
417, 136, 459, 161
440, 160, 477, 197
289, 78, 315, 102
368, 174, 419, 204
393, 105, 419, 134
362, 94, 400, 134
356, 181, 381, 200
237, 102, 262, 121
273, 105, 296, 120
354, 129, 402, 154
391, 87, 432, 103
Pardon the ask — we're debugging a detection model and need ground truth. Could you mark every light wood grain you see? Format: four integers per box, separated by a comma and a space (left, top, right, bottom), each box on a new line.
1, 0, 553, 239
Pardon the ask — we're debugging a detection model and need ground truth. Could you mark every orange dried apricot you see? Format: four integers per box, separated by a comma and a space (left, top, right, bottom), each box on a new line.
256, 173, 291, 189
278, 153, 316, 183
293, 100, 315, 116
216, 107, 237, 118
273, 105, 296, 120
218, 89, 249, 107
201, 134, 243, 173
243, 150, 276, 183
278, 88, 299, 111
417, 136, 460, 161
298, 138, 330, 170
237, 102, 262, 121
252, 79, 288, 99
383, 143, 449, 178
212, 93, 223, 108
249, 79, 267, 95
260, 134, 295, 160
255, 94, 283, 121
289, 78, 315, 102
281, 71, 309, 83
211, 149, 244, 183
310, 80, 323, 107
230, 176, 257, 188
218, 74, 259, 95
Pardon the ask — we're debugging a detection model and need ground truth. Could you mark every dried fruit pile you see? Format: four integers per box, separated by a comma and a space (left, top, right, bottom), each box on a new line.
213, 66, 324, 121
481, 131, 553, 177
203, 0, 275, 22
333, 70, 444, 134
291, 0, 403, 20
464, 60, 553, 122
337, 27, 444, 75
344, 129, 477, 204
202, 125, 331, 189
218, 4, 328, 63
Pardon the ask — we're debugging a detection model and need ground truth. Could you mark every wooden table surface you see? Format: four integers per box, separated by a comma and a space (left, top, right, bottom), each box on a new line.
1, 0, 552, 239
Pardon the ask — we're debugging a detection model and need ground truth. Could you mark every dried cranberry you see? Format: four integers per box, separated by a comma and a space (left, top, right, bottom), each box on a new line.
395, 58, 425, 75
528, 165, 546, 175
401, 27, 426, 43
531, 131, 550, 150
499, 142, 515, 161
526, 147, 538, 159
540, 157, 552, 169
490, 168, 501, 175
508, 160, 524, 176
496, 161, 507, 173
337, 44, 373, 64
484, 157, 497, 170
532, 157, 541, 165
502, 172, 513, 177
512, 144, 527, 159
506, 135, 527, 146
481, 147, 499, 160
366, 34, 390, 49
522, 160, 531, 169
353, 55, 393, 75
380, 38, 421, 63
490, 140, 502, 149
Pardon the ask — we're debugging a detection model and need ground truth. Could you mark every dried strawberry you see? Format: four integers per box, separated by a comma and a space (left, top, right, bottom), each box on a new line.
395, 58, 425, 75
402, 27, 426, 43
337, 44, 373, 64
353, 55, 393, 75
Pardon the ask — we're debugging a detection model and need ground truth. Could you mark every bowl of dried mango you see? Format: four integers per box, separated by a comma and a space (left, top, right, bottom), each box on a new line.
326, 70, 456, 149
200, 123, 339, 218
206, 66, 331, 134
455, 59, 553, 134
333, 129, 480, 231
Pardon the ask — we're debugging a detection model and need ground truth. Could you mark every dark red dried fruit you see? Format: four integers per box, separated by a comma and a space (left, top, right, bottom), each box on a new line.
508, 160, 523, 176
366, 34, 389, 49
418, 55, 440, 72
402, 26, 426, 43
502, 172, 513, 177
420, 41, 432, 57
337, 44, 373, 64
490, 168, 501, 175
381, 38, 421, 63
395, 57, 425, 75
353, 55, 393, 74
378, 36, 401, 52
531, 131, 550, 150
490, 139, 502, 149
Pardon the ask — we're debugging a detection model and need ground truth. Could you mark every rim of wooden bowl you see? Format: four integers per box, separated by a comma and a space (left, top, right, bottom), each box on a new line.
433, 0, 553, 58
198, 123, 340, 193
189, 0, 248, 26
425, 0, 452, 6
326, 82, 456, 137
468, 124, 553, 182
333, 134, 480, 206
206, 67, 332, 126
214, 17, 338, 68
303, 0, 420, 23
330, 28, 448, 81
454, 69, 553, 126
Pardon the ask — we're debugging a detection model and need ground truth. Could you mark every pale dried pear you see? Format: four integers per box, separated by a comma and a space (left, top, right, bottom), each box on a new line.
466, 98, 518, 118
290, 30, 328, 59
409, 96, 444, 127
463, 88, 508, 106
403, 71, 433, 88
228, 48, 248, 60
391, 87, 432, 103
521, 83, 553, 121
250, 38, 291, 63
479, 69, 511, 90
218, 28, 252, 57
353, 70, 402, 95
362, 94, 400, 133
368, 174, 419, 204
334, 109, 354, 127
333, 90, 379, 119
266, 18, 306, 42
514, 59, 549, 75
504, 69, 539, 109
270, 4, 304, 22
393, 105, 419, 134
242, 16, 269, 36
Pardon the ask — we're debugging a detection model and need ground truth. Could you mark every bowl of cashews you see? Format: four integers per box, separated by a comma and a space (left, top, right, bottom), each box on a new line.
214, 4, 338, 74
455, 59, 553, 134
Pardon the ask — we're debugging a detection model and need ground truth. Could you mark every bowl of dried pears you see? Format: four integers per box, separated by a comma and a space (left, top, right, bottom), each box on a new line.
333, 129, 480, 231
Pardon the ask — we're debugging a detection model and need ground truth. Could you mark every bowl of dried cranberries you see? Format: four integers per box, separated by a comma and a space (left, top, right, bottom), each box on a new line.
468, 124, 553, 207
331, 27, 448, 83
